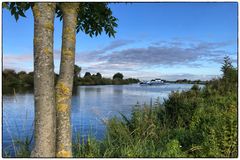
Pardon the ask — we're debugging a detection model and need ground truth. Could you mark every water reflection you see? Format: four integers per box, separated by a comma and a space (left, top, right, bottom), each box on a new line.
3, 83, 198, 154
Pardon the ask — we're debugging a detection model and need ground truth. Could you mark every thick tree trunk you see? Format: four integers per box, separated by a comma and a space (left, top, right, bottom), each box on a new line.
31, 3, 56, 157
55, 3, 78, 157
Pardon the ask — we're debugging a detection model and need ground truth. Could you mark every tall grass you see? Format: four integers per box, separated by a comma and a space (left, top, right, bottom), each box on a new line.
3, 112, 33, 157
99, 81, 237, 157
73, 133, 101, 158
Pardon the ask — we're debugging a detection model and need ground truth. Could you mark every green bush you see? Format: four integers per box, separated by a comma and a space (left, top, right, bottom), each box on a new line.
101, 56, 237, 158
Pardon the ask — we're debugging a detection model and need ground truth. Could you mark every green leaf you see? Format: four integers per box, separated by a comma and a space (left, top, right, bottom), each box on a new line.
24, 4, 30, 11
14, 12, 19, 21
18, 10, 26, 17
11, 7, 16, 15
2, 3, 9, 9
19, 3, 26, 9
16, 2, 21, 6
10, 2, 15, 9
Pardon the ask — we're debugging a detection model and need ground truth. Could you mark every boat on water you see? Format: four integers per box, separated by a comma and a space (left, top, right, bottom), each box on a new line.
139, 79, 165, 85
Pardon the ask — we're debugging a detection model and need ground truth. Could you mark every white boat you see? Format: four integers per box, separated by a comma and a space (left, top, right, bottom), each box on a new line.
139, 79, 165, 85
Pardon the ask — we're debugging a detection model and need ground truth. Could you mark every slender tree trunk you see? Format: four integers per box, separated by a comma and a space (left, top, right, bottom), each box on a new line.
55, 3, 79, 157
31, 3, 56, 157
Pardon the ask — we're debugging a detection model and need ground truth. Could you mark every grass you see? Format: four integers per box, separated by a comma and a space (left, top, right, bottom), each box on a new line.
3, 106, 33, 158
3, 118, 33, 157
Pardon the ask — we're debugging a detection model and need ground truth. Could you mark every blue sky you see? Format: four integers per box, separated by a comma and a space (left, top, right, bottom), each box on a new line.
3, 2, 238, 80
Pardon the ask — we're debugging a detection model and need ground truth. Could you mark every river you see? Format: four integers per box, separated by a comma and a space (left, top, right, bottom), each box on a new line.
3, 83, 198, 155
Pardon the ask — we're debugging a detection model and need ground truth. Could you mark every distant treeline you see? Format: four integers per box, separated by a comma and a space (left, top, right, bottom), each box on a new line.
75, 72, 140, 86
2, 67, 140, 94
3, 69, 34, 94
166, 79, 206, 84
139, 79, 206, 85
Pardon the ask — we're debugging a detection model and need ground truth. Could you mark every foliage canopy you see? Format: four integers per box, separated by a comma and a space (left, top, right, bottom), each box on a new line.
3, 2, 118, 37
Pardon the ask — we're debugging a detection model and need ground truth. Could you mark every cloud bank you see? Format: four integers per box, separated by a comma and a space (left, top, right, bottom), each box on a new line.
3, 39, 236, 80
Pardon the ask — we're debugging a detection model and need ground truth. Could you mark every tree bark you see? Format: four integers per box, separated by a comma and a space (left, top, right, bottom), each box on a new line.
31, 3, 56, 157
55, 3, 79, 157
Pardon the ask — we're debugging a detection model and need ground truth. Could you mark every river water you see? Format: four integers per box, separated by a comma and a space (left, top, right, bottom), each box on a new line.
3, 83, 197, 155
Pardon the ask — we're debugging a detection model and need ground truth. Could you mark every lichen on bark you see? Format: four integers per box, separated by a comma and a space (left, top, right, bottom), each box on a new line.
55, 3, 79, 158
31, 3, 56, 158
56, 150, 71, 157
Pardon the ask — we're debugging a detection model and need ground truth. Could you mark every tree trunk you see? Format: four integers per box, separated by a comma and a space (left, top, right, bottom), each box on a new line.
31, 3, 56, 157
55, 3, 79, 157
